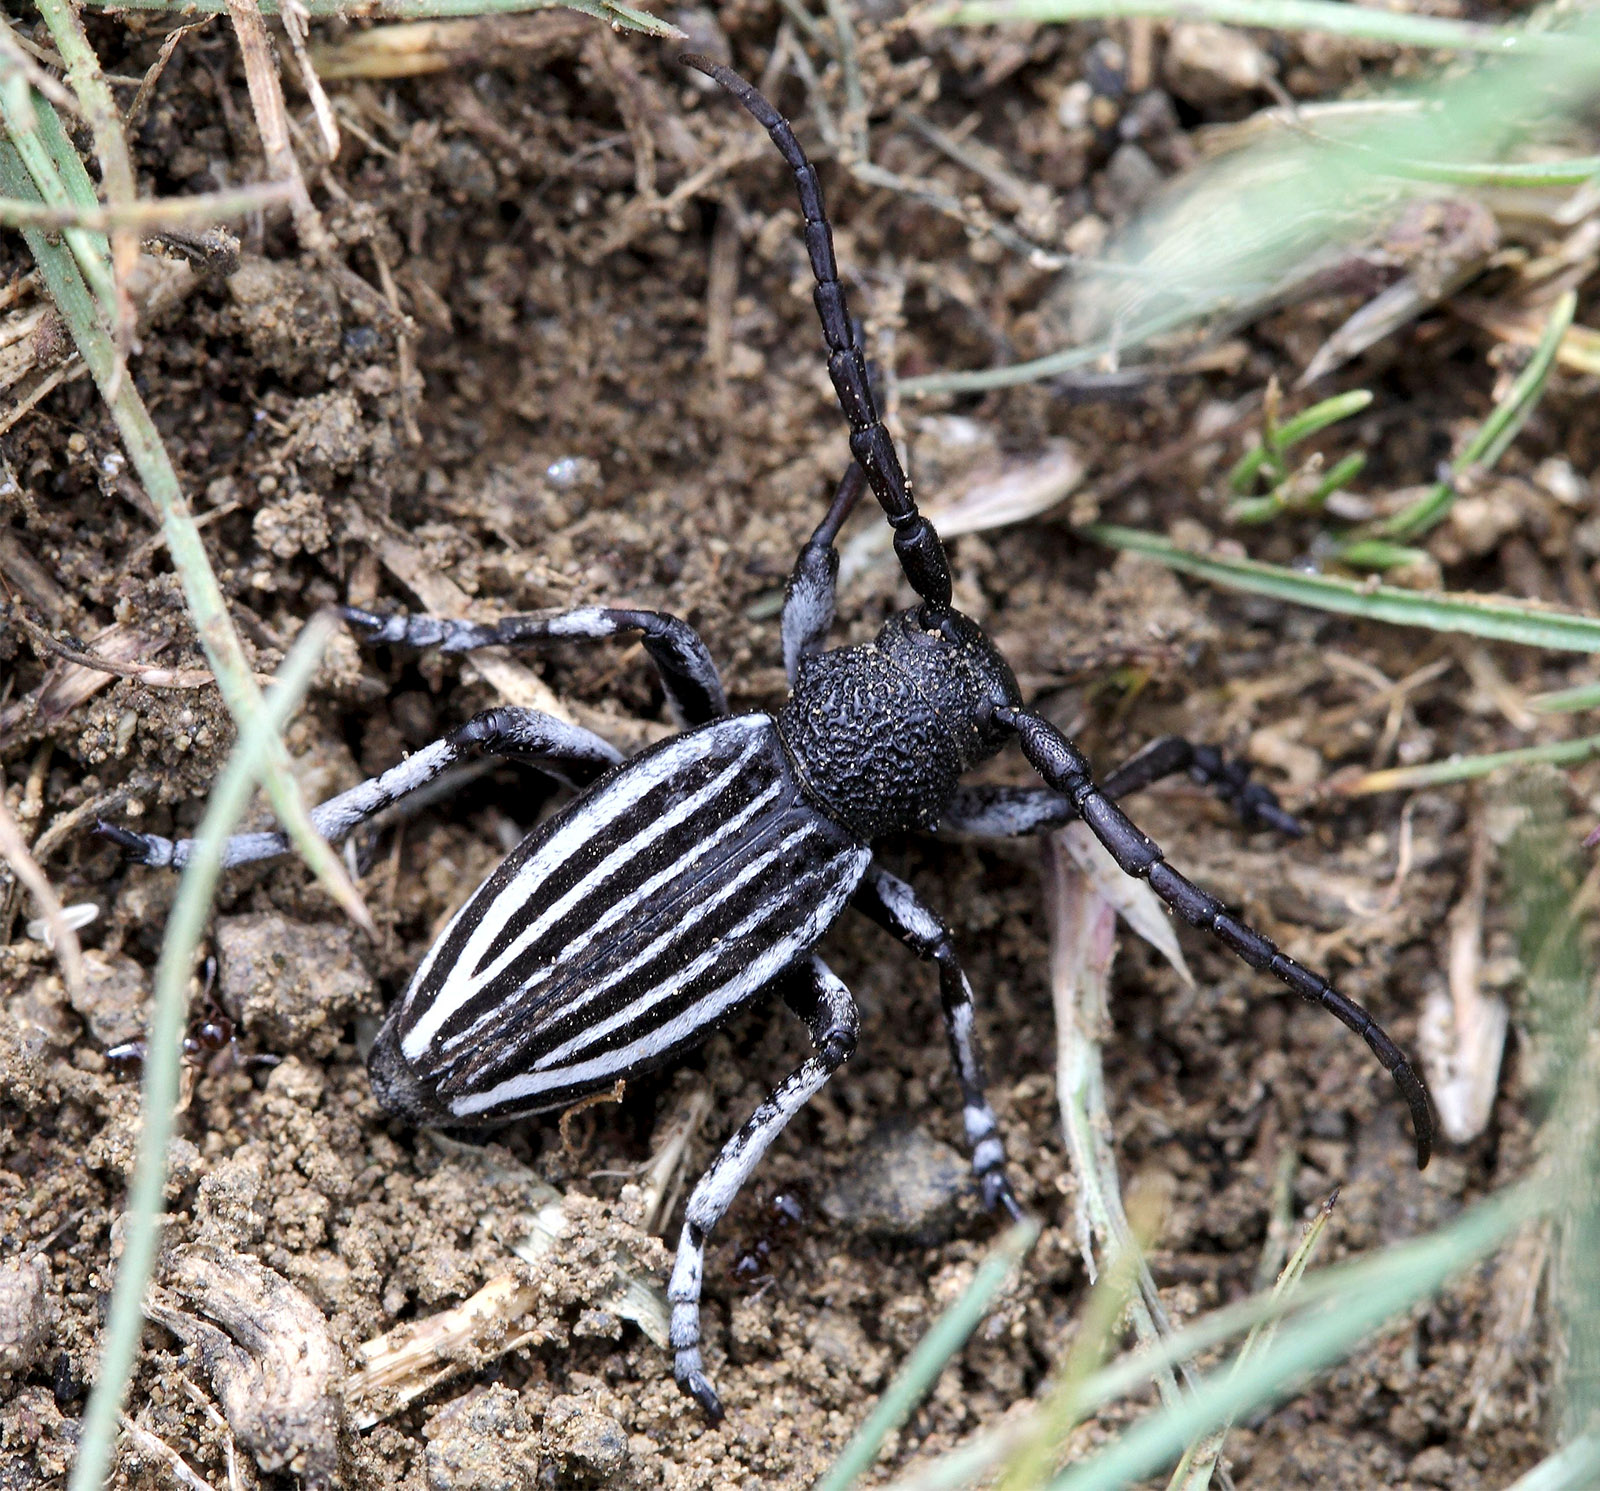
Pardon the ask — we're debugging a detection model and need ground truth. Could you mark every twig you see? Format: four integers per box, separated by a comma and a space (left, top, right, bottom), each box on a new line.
281, 0, 340, 157
11, 607, 238, 690
119, 1417, 222, 1491
0, 791, 85, 997
126, 18, 216, 131
30, 788, 130, 865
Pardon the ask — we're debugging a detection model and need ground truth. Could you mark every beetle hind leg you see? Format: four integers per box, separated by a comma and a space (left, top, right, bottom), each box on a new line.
940, 736, 1303, 840
98, 707, 621, 870
668, 956, 859, 1419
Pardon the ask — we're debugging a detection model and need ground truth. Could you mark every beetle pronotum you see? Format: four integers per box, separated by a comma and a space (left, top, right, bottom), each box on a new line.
105, 56, 1434, 1420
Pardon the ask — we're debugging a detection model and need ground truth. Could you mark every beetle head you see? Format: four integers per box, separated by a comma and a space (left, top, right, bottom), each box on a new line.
876, 607, 1022, 768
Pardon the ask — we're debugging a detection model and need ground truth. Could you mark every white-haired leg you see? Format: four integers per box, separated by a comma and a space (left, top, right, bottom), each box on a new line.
342, 603, 728, 726
99, 707, 622, 870
669, 954, 858, 1419
853, 864, 1020, 1218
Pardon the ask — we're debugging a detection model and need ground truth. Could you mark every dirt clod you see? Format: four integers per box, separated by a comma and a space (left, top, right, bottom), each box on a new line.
424, 1385, 540, 1491
148, 1242, 346, 1489
540, 1393, 628, 1482
214, 912, 377, 1057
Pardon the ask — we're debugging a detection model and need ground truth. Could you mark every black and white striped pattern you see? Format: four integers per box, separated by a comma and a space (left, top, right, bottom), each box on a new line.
370, 715, 871, 1123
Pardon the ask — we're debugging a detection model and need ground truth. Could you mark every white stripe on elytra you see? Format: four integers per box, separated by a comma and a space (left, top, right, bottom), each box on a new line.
437, 772, 786, 1058
451, 736, 775, 1020
519, 817, 821, 1057
400, 716, 767, 1060
449, 847, 870, 1116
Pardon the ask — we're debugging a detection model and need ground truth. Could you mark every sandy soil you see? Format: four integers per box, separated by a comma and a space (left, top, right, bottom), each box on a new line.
2, 6, 1591, 1487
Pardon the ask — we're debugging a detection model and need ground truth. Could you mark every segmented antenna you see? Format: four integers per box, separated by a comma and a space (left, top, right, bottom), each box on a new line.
681, 53, 954, 622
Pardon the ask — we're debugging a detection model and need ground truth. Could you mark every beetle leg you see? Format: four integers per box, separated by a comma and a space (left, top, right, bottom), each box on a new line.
781, 462, 866, 683
940, 736, 1304, 839
852, 864, 1022, 1219
98, 707, 622, 870
342, 604, 728, 726
990, 703, 1435, 1170
669, 955, 859, 1420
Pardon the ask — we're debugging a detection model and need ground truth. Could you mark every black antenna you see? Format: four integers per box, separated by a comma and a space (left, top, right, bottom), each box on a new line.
681, 54, 954, 624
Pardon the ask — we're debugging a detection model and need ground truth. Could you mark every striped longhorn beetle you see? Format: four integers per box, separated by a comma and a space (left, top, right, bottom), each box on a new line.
102, 56, 1435, 1420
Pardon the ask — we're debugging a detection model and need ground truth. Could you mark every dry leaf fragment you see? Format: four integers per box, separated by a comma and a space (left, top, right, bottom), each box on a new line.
1057, 820, 1195, 990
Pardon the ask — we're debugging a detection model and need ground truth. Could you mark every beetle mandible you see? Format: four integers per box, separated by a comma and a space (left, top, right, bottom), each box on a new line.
103, 56, 1434, 1420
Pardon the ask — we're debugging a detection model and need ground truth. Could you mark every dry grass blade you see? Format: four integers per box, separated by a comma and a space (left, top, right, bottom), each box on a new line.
80, 0, 684, 33
1044, 832, 1190, 1412
1418, 807, 1508, 1144
0, 103, 374, 939
0, 791, 85, 998
224, 0, 330, 251
0, 180, 294, 230
1166, 1191, 1337, 1489
349, 1273, 546, 1427
1057, 821, 1194, 990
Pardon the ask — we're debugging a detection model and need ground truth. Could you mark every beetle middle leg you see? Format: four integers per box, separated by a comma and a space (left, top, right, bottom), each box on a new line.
342, 604, 728, 725
669, 954, 859, 1420
99, 707, 623, 870
852, 864, 1022, 1218
940, 735, 1304, 839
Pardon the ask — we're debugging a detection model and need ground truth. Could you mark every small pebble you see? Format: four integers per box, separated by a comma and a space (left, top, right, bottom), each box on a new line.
0, 1257, 57, 1378
821, 1123, 970, 1243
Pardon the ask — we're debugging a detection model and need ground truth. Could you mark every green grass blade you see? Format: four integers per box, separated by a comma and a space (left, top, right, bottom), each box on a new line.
883, 1184, 1544, 1491
1376, 290, 1576, 542
1086, 525, 1600, 653
1530, 682, 1600, 714
907, 10, 1600, 395
1374, 154, 1600, 188
0, 111, 373, 937
67, 616, 336, 1491
1506, 1435, 1600, 1490
1167, 1193, 1336, 1489
815, 1220, 1041, 1491
1043, 1188, 1532, 1491
931, 0, 1565, 54
1332, 735, 1600, 795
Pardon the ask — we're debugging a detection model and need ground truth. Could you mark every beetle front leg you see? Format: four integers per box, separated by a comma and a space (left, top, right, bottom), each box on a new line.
669, 955, 859, 1420
852, 864, 1022, 1219
781, 462, 866, 683
99, 707, 622, 870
